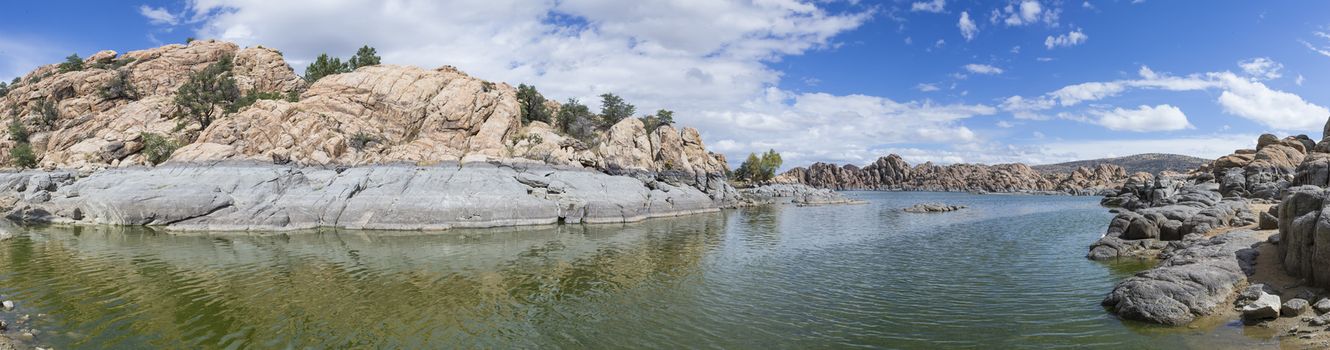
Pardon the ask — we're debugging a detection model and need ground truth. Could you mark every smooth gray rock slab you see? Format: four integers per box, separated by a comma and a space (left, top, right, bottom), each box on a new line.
1102, 231, 1261, 325
0, 162, 730, 231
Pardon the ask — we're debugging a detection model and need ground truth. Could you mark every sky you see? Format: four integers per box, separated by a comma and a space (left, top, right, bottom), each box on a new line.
2, 1, 1329, 169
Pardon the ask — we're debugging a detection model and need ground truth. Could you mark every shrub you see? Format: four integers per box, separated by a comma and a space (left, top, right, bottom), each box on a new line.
7, 119, 27, 143
230, 90, 285, 112
285, 90, 300, 102
100, 70, 139, 100
348, 132, 377, 151
516, 84, 552, 124
347, 45, 381, 70
9, 143, 36, 168
186, 37, 196, 44
641, 109, 675, 134
0, 82, 7, 98
140, 132, 178, 165
598, 93, 635, 129
32, 98, 58, 128
734, 149, 783, 183
57, 54, 84, 73
557, 98, 597, 142
174, 54, 241, 129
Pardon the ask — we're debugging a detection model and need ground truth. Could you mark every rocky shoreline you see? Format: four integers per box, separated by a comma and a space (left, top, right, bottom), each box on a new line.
773, 154, 1129, 195
1087, 118, 1330, 347
0, 161, 744, 231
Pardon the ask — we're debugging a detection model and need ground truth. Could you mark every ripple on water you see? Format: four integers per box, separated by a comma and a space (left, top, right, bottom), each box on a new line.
0, 192, 1285, 349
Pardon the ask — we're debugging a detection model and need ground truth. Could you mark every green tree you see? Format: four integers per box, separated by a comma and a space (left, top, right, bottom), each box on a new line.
303, 53, 348, 83
734, 149, 783, 183
33, 98, 58, 128
9, 143, 35, 168
641, 109, 675, 133
58, 54, 84, 73
7, 119, 28, 143
347, 45, 381, 70
230, 90, 285, 112
557, 98, 597, 142
100, 70, 139, 100
139, 132, 178, 165
597, 93, 635, 128
516, 84, 552, 124
173, 54, 241, 129
0, 82, 8, 98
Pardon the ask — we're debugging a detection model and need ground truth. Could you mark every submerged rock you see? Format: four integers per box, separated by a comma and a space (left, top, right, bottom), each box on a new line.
902, 203, 965, 213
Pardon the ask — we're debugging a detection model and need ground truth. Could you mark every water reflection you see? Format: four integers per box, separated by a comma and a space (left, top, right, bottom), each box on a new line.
0, 214, 727, 349
0, 193, 1292, 349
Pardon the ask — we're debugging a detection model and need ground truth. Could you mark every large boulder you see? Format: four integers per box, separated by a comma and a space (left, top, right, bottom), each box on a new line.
1241, 292, 1281, 321
1101, 231, 1261, 325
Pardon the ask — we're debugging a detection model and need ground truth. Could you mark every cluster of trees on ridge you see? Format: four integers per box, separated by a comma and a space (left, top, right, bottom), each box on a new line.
5, 41, 785, 183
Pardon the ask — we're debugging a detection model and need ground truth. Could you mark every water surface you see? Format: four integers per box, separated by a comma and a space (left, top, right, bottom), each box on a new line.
0, 192, 1279, 349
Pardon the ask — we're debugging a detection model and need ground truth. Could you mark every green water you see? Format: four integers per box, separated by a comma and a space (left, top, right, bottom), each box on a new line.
0, 192, 1284, 349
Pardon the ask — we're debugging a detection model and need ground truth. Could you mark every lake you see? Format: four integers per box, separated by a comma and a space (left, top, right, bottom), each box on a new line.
0, 192, 1283, 349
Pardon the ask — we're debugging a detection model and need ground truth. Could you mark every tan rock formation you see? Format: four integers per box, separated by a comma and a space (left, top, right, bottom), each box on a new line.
0, 41, 728, 183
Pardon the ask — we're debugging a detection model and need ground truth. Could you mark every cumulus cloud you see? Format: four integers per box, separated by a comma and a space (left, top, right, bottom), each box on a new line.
1044, 28, 1087, 49
958, 11, 978, 41
915, 83, 940, 92
1001, 64, 1327, 131
1238, 57, 1283, 80
138, 5, 179, 25
911, 0, 946, 13
1091, 104, 1192, 132
1214, 72, 1330, 130
963, 63, 1003, 75
991, 0, 1058, 27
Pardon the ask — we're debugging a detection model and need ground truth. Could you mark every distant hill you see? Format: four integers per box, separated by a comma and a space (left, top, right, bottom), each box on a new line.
1032, 153, 1209, 175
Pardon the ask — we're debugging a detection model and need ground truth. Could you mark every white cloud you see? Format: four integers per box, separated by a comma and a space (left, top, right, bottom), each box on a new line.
1297, 74, 1306, 86
911, 0, 946, 13
1214, 72, 1330, 130
138, 5, 179, 25
958, 11, 978, 41
1001, 65, 1326, 131
1238, 57, 1282, 80
1044, 28, 1088, 49
915, 83, 940, 92
964, 63, 1003, 75
1304, 40, 1330, 58
994, 0, 1058, 27
1091, 104, 1192, 132
175, 0, 887, 167
996, 120, 1015, 128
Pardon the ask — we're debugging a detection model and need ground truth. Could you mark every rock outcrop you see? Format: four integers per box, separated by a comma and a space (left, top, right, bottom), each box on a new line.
1100, 230, 1261, 325
0, 41, 743, 230
0, 162, 733, 231
902, 203, 965, 213
773, 154, 1128, 194
737, 184, 861, 206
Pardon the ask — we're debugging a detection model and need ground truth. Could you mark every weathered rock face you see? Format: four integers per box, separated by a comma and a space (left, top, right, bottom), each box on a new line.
1088, 183, 1255, 260
1101, 231, 1261, 325
1209, 134, 1310, 199
774, 154, 1127, 194
737, 184, 860, 206
0, 40, 304, 170
0, 41, 732, 200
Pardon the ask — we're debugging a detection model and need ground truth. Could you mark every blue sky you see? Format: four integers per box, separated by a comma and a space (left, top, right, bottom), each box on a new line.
2, 1, 1329, 168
